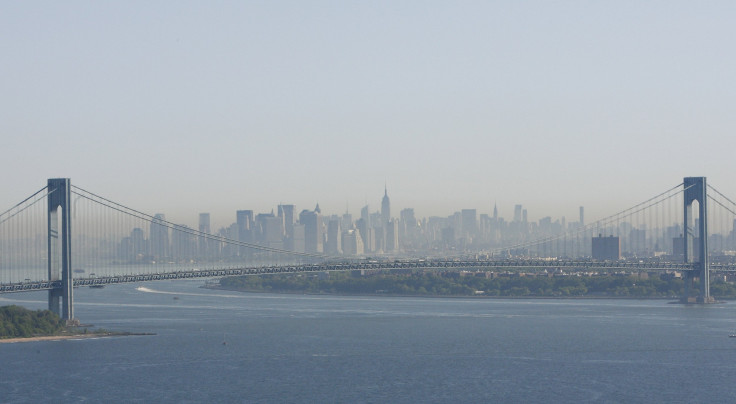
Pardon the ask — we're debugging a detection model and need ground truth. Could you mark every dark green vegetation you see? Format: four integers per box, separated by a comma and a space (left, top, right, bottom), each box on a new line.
220, 271, 736, 299
0, 305, 65, 338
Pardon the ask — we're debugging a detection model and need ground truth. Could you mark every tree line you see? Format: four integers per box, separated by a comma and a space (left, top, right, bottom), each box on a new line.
0, 305, 65, 338
219, 271, 736, 299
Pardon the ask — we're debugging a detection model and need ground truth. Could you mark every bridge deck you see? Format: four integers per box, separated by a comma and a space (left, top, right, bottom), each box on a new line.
1, 259, 721, 293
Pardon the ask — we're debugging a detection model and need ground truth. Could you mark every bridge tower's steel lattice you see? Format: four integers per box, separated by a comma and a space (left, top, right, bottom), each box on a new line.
683, 176, 713, 303
47, 178, 74, 321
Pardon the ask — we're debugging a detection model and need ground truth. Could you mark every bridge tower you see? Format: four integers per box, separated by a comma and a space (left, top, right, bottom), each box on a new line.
48, 178, 74, 321
682, 177, 713, 303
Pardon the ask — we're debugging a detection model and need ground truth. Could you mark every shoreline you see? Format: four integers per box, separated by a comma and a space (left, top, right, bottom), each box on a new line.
0, 332, 155, 344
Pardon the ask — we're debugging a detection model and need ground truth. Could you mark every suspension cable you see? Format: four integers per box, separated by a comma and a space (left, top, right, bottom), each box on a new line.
0, 186, 50, 219
489, 183, 690, 256
70, 186, 330, 259
0, 188, 52, 226
707, 184, 736, 209
708, 195, 736, 217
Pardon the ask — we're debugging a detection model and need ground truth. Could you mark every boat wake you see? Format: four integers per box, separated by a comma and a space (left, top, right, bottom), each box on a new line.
135, 286, 244, 299
136, 286, 207, 297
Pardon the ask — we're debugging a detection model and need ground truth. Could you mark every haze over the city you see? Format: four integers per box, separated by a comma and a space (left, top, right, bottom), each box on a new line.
3, 1, 735, 228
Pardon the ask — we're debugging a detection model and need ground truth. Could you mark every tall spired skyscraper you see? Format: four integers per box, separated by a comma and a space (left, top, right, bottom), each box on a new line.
381, 185, 391, 226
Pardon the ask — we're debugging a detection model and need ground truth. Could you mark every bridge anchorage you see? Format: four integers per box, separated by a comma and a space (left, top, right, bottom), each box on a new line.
0, 175, 731, 322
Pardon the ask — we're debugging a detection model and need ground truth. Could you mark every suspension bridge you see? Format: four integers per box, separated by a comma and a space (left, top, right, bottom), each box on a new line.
2, 176, 736, 323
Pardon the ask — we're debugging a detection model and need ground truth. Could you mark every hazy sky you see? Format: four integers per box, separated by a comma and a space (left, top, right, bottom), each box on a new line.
3, 1, 735, 229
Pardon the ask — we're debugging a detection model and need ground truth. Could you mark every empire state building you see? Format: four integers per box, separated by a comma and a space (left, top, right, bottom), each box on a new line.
381, 185, 390, 225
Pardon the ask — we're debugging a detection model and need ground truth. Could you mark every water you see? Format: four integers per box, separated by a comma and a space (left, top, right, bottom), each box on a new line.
2, 281, 736, 403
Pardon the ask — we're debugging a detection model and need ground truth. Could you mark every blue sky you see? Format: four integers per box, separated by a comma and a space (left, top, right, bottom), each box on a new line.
3, 1, 735, 228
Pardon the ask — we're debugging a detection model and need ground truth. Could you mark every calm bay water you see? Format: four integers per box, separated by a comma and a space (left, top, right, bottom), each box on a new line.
2, 281, 736, 403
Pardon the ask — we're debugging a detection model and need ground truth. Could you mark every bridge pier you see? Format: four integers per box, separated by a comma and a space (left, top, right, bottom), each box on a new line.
681, 271, 691, 304
680, 270, 702, 304
48, 288, 61, 315
47, 178, 74, 322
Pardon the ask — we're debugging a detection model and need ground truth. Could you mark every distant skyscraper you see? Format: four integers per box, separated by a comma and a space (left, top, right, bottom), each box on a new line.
221, 223, 239, 257
579, 206, 584, 226
461, 209, 477, 238
326, 219, 342, 255
361, 204, 371, 229
236, 210, 254, 258
279, 204, 296, 249
255, 212, 278, 245
291, 223, 306, 253
356, 218, 373, 253
400, 208, 417, 246
262, 216, 284, 249
341, 212, 353, 232
400, 208, 416, 228
381, 185, 391, 226
279, 204, 295, 234
514, 205, 522, 222
592, 235, 620, 261
171, 224, 195, 261
386, 219, 399, 252
130, 228, 147, 260
236, 210, 254, 243
150, 213, 170, 260
342, 229, 364, 256
299, 206, 323, 253
199, 213, 211, 233
198, 213, 211, 259
493, 202, 498, 221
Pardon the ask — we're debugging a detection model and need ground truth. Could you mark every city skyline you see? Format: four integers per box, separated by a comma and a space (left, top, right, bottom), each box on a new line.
69, 179, 736, 264
3, 2, 736, 225
145, 185, 589, 234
